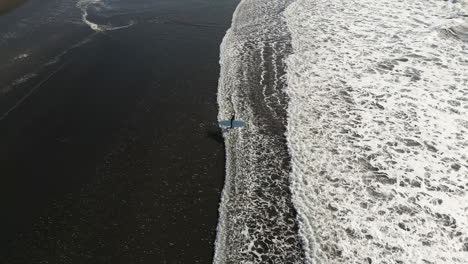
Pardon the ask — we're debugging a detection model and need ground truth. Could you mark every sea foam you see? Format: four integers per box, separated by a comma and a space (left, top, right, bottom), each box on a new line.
76, 0, 134, 32
214, 0, 304, 262
284, 0, 468, 263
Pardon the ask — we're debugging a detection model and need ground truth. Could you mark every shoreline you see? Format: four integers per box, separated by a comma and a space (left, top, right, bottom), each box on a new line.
214, 0, 305, 262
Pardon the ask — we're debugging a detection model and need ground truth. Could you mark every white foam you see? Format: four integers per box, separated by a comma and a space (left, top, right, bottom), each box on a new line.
76, 0, 134, 32
214, 0, 304, 262
284, 0, 468, 263
1, 73, 37, 95
14, 53, 29, 60
76, 0, 104, 31
0, 64, 66, 121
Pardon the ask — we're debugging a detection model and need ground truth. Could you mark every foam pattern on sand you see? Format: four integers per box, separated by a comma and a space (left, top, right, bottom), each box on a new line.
284, 0, 468, 263
214, 0, 304, 262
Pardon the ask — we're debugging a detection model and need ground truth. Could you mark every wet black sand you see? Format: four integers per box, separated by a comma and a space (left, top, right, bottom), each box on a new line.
0, 0, 28, 15
0, 0, 238, 262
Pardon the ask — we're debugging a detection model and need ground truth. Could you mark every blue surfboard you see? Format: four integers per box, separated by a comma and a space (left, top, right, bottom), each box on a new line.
218, 120, 246, 128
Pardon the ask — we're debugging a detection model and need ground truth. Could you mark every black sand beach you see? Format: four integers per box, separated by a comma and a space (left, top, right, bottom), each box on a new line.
0, 0, 238, 262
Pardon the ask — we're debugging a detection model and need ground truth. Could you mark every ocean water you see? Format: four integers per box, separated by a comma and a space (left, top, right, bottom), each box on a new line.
284, 0, 468, 263
217, 0, 467, 262
215, 0, 304, 262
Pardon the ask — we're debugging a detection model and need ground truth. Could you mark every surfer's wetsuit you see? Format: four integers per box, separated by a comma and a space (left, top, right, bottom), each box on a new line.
230, 115, 235, 129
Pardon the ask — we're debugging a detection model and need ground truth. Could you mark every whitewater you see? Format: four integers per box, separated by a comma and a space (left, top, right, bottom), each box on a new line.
285, 0, 468, 263
216, 0, 467, 263
215, 0, 304, 262
76, 0, 135, 32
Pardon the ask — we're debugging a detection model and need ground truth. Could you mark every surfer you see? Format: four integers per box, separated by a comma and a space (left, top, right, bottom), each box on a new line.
218, 116, 244, 128
230, 115, 235, 129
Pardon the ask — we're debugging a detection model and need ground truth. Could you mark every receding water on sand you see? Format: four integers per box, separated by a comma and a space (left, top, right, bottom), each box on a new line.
0, 0, 238, 262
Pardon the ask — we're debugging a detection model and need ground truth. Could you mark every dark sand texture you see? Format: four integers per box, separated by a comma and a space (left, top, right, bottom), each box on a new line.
0, 0, 238, 262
